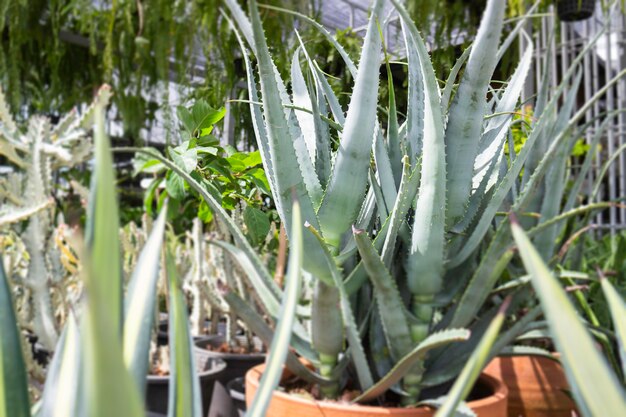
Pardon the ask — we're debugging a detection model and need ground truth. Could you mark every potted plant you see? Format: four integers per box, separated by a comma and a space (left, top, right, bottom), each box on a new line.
556, 0, 595, 21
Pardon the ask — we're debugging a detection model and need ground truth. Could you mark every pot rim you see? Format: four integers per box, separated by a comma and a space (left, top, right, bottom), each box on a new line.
147, 357, 227, 384
246, 362, 508, 414
194, 335, 266, 361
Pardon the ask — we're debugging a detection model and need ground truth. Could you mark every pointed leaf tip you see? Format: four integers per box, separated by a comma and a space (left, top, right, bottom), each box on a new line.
352, 225, 365, 235
498, 295, 512, 315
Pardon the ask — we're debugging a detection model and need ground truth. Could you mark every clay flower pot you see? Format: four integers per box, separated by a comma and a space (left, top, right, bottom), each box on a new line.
484, 355, 577, 417
245, 362, 508, 417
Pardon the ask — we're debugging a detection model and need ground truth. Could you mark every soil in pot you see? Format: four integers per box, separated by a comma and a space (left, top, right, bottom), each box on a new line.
484, 355, 577, 417
245, 363, 508, 417
194, 334, 265, 385
145, 342, 227, 416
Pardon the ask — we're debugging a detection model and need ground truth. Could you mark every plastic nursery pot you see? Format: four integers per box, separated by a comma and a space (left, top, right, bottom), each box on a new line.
194, 334, 265, 385
245, 363, 508, 417
157, 319, 227, 346
484, 355, 577, 417
208, 377, 246, 417
557, 0, 595, 21
145, 348, 227, 416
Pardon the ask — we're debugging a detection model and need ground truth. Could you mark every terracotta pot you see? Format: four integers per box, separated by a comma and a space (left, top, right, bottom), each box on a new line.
245, 363, 508, 417
484, 355, 577, 417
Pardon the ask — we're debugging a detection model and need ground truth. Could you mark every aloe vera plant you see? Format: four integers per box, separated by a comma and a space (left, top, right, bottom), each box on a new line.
126, 0, 624, 411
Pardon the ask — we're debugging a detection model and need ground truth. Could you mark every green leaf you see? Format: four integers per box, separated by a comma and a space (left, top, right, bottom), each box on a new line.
354, 329, 470, 403
166, 249, 203, 417
166, 171, 186, 200
600, 277, 626, 377
244, 206, 270, 246
511, 220, 626, 416
0, 256, 30, 417
197, 201, 213, 223
247, 200, 304, 417
170, 142, 198, 174
242, 151, 263, 168
177, 106, 195, 134
123, 206, 168, 396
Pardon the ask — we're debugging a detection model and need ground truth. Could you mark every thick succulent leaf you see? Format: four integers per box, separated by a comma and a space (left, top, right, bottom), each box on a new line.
258, 4, 357, 77
166, 251, 202, 417
511, 220, 626, 416
374, 126, 398, 211
354, 228, 413, 362
444, 0, 506, 225
86, 102, 122, 338
247, 201, 305, 417
401, 20, 425, 160
0, 198, 53, 227
40, 315, 81, 417
316, 0, 383, 247
83, 105, 144, 417
386, 69, 402, 185
123, 206, 167, 395
291, 47, 317, 161
434, 301, 509, 417
223, 0, 255, 54
246, 0, 327, 274
440, 46, 471, 114
393, 0, 446, 299
354, 329, 470, 403
306, 224, 374, 390
0, 257, 30, 417
600, 277, 626, 376
313, 61, 346, 125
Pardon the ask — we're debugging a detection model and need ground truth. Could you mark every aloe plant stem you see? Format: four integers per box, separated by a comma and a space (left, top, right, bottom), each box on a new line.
311, 280, 343, 398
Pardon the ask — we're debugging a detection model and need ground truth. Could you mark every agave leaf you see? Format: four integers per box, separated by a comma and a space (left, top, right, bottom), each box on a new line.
393, 0, 446, 300
257, 4, 357, 77
40, 315, 81, 417
495, 0, 540, 62
434, 301, 509, 417
440, 46, 471, 114
354, 329, 470, 403
83, 104, 144, 417
166, 250, 202, 417
312, 61, 346, 126
511, 220, 626, 416
306, 224, 374, 390
354, 228, 413, 363
444, 0, 506, 225
246, 0, 327, 274
0, 257, 30, 417
316, 0, 383, 247
386, 68, 402, 185
600, 276, 626, 377
291, 47, 317, 161
374, 126, 399, 211
122, 205, 167, 395
86, 100, 122, 339
401, 20, 425, 161
247, 201, 305, 417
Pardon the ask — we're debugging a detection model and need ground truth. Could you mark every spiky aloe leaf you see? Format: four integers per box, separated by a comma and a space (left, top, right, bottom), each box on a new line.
434, 300, 509, 417
354, 228, 412, 363
440, 46, 471, 114
83, 102, 144, 417
445, 0, 506, 225
511, 219, 626, 416
402, 19, 425, 160
40, 315, 81, 417
166, 250, 202, 417
600, 276, 626, 377
393, 0, 446, 300
247, 201, 304, 417
0, 256, 30, 417
316, 0, 383, 247
122, 205, 167, 396
354, 329, 470, 403
86, 98, 122, 339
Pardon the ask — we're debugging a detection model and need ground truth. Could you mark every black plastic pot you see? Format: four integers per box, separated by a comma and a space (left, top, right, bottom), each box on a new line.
557, 0, 595, 21
156, 320, 227, 346
194, 335, 265, 385
145, 348, 227, 416
226, 378, 246, 417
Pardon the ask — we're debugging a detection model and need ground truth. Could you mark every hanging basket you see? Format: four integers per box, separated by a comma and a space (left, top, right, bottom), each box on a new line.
557, 0, 596, 22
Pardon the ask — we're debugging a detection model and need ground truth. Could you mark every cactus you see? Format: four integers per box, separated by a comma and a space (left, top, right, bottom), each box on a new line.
0, 85, 112, 350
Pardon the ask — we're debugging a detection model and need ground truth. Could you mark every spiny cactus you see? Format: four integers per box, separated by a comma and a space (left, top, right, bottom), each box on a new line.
0, 85, 112, 350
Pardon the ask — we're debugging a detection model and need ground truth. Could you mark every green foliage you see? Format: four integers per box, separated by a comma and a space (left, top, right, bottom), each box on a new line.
135, 99, 273, 240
